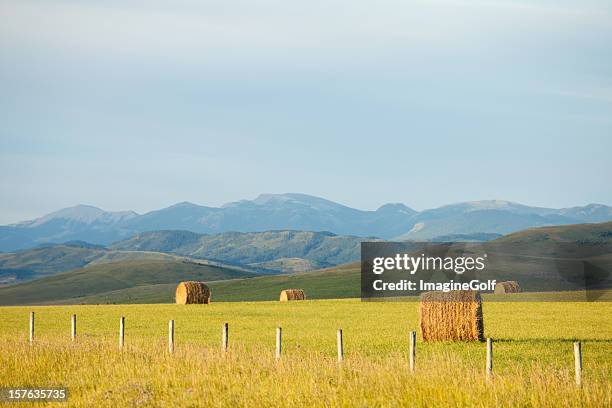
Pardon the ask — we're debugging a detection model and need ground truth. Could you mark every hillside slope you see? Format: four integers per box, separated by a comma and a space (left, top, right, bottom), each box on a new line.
493, 221, 612, 245
0, 244, 189, 285
38, 263, 361, 304
0, 242, 262, 286
0, 230, 368, 285
2, 221, 611, 305
0, 260, 257, 305
110, 230, 367, 267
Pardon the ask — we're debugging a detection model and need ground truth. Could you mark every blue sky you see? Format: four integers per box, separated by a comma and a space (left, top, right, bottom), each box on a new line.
1, 0, 611, 223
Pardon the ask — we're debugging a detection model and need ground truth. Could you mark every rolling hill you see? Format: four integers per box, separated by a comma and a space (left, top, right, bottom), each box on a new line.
28, 263, 361, 305
0, 241, 263, 286
0, 259, 258, 306
15, 254, 612, 305
2, 193, 611, 251
2, 221, 611, 305
109, 230, 367, 268
493, 220, 612, 245
0, 230, 369, 285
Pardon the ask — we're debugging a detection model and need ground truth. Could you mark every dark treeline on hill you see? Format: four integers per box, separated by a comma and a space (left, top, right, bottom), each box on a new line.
2, 193, 612, 251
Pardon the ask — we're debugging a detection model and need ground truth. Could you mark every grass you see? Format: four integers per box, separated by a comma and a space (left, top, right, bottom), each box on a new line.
19, 260, 611, 305
0, 262, 360, 305
0, 300, 610, 407
0, 260, 257, 305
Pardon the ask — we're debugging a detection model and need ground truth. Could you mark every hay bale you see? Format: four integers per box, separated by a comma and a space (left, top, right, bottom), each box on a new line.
175, 281, 211, 304
419, 290, 484, 342
494, 281, 521, 294
279, 289, 305, 302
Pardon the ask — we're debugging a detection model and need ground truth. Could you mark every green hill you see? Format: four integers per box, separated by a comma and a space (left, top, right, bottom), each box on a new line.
110, 230, 367, 270
0, 230, 368, 286
32, 263, 360, 304
493, 220, 612, 245
18, 260, 612, 305
1, 221, 611, 305
0, 243, 264, 286
0, 259, 257, 305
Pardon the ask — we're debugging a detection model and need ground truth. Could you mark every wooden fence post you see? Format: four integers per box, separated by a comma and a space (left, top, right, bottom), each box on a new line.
337, 329, 344, 362
119, 316, 125, 350
71, 314, 76, 341
486, 338, 493, 380
29, 312, 34, 344
222, 323, 229, 352
276, 327, 282, 360
574, 341, 582, 386
409, 330, 416, 372
169, 320, 175, 354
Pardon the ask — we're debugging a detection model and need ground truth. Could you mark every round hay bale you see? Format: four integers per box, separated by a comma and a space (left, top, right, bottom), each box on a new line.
419, 290, 484, 342
279, 289, 305, 302
494, 281, 521, 294
175, 281, 211, 304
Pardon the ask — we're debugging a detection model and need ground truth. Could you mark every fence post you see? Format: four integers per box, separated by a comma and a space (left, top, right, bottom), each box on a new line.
119, 316, 125, 350
29, 312, 35, 344
276, 327, 282, 360
169, 320, 175, 354
574, 341, 582, 386
222, 322, 229, 352
337, 329, 344, 362
71, 314, 77, 341
409, 330, 416, 372
486, 338, 493, 380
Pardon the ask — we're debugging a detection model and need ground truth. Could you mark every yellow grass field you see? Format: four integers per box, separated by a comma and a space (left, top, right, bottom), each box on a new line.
0, 300, 611, 407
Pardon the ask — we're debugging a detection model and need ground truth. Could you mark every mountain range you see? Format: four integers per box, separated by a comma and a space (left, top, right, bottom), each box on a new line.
1, 193, 611, 251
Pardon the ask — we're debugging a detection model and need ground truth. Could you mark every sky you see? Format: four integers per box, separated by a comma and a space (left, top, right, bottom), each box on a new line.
1, 0, 611, 224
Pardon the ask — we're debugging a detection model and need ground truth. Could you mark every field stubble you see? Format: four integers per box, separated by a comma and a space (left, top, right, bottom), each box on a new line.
0, 299, 610, 407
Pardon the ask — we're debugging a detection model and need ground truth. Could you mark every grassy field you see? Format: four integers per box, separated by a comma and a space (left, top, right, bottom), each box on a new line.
0, 300, 610, 407
0, 260, 258, 305
10, 261, 609, 305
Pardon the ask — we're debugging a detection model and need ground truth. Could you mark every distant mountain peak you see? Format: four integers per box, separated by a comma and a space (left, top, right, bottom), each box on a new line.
431, 200, 555, 216
228, 193, 354, 212
167, 201, 203, 209
376, 203, 416, 214
252, 193, 295, 204
253, 193, 334, 204
14, 205, 138, 228
557, 203, 612, 222
47, 204, 105, 216
563, 203, 609, 211
466, 199, 515, 207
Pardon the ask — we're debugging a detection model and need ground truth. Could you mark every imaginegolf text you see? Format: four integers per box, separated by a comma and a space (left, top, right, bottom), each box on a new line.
372, 279, 497, 293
